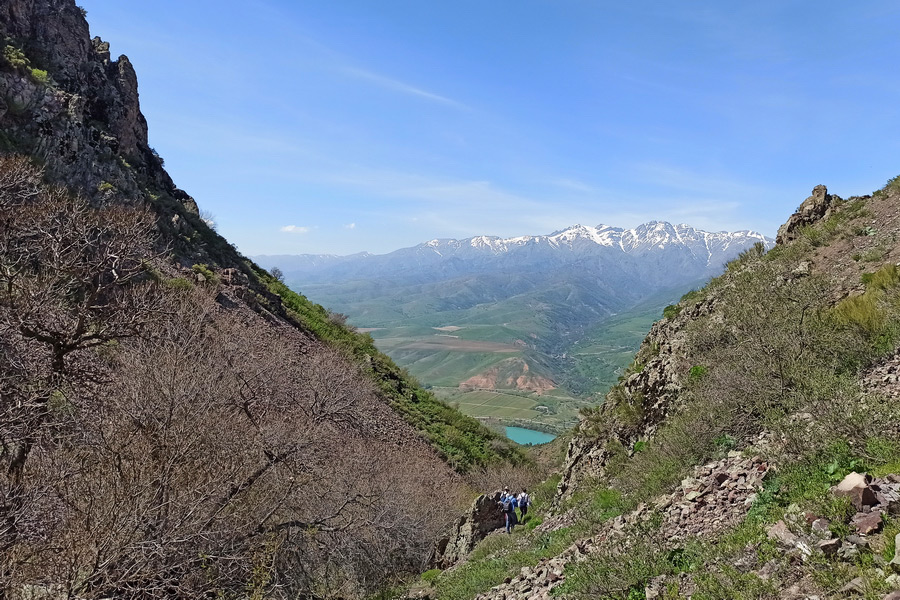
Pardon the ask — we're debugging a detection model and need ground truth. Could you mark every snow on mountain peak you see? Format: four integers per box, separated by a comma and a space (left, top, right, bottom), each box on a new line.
410, 222, 772, 263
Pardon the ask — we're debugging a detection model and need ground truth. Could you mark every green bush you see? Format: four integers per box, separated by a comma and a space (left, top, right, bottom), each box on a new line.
191, 263, 220, 285
165, 277, 194, 290
876, 174, 900, 196
29, 67, 48, 84
2, 44, 28, 69
420, 569, 441, 584
688, 365, 708, 383
662, 305, 680, 320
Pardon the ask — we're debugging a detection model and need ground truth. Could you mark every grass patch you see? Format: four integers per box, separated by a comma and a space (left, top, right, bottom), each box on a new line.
433, 527, 575, 600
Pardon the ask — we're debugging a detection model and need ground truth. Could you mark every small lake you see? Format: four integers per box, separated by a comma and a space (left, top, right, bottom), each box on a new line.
505, 426, 557, 446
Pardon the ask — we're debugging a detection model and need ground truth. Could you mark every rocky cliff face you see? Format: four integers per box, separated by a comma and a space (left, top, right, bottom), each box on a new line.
434, 492, 506, 568
556, 293, 716, 497
0, 0, 196, 212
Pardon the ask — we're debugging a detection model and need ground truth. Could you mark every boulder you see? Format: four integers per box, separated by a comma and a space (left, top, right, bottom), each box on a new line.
817, 538, 841, 556
834, 472, 878, 511
767, 520, 801, 548
851, 510, 883, 535
433, 491, 505, 568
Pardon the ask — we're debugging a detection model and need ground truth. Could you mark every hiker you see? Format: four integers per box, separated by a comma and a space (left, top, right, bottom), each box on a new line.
517, 488, 530, 520
499, 487, 518, 533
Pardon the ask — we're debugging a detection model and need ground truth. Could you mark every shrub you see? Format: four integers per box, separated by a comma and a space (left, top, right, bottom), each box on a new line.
688, 365, 708, 383
165, 277, 193, 290
29, 68, 48, 84
662, 304, 680, 319
2, 44, 28, 69
833, 264, 900, 344
192, 263, 220, 285
420, 569, 441, 584
876, 174, 900, 196
726, 241, 767, 272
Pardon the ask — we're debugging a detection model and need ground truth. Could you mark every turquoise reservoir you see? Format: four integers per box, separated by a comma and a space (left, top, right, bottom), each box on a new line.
505, 426, 556, 446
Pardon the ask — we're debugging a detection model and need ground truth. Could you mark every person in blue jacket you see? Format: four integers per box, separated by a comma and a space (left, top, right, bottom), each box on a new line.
499, 487, 518, 533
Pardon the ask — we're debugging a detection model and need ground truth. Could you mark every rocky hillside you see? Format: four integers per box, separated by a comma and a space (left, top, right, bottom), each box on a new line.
0, 2, 528, 598
412, 181, 900, 600
0, 0, 522, 471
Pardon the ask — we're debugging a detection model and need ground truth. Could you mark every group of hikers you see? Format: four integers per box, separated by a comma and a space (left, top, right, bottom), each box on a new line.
498, 487, 530, 534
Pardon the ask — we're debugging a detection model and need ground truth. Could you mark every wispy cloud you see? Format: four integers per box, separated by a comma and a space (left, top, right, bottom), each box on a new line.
280, 225, 310, 234
344, 222, 356, 229
340, 67, 467, 109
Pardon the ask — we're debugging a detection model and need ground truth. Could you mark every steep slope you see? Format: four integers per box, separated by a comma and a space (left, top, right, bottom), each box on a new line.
415, 181, 900, 600
0, 0, 520, 472
0, 3, 526, 598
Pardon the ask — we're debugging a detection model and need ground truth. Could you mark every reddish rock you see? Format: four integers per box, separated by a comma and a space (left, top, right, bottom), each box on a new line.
767, 521, 801, 548
835, 472, 878, 511
811, 517, 831, 535
851, 511, 883, 535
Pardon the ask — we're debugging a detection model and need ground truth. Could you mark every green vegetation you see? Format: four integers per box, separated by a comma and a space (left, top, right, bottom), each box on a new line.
1, 41, 49, 85
833, 264, 900, 350
2, 43, 28, 69
29, 67, 47, 83
254, 270, 525, 472
192, 263, 220, 285
875, 174, 900, 197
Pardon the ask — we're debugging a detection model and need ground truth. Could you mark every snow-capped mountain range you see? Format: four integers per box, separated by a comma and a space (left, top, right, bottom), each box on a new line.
255, 222, 773, 286
419, 222, 768, 262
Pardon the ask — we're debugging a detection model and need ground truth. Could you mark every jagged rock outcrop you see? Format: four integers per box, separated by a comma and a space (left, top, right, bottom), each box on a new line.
775, 185, 837, 245
557, 294, 717, 497
434, 492, 506, 568
0, 0, 197, 212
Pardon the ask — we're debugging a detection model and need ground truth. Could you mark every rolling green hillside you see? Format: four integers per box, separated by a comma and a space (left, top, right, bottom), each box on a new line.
290, 274, 704, 430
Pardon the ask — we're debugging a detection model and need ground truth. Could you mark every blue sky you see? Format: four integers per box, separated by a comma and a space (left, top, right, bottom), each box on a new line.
80, 1, 900, 255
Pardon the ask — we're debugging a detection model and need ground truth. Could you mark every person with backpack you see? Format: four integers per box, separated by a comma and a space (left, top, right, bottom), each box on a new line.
517, 488, 530, 521
499, 487, 518, 533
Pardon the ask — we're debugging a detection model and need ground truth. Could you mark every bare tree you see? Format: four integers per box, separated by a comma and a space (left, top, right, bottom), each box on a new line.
0, 157, 166, 595
0, 156, 467, 600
